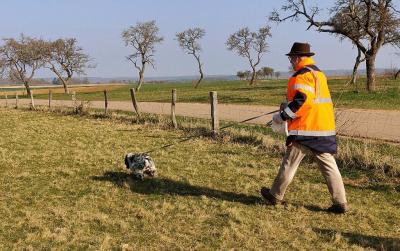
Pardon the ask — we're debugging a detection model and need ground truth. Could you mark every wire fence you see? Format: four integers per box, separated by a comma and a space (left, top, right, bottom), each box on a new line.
0, 88, 399, 143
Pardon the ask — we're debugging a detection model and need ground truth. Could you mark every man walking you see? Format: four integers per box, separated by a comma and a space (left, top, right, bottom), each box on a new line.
261, 42, 348, 214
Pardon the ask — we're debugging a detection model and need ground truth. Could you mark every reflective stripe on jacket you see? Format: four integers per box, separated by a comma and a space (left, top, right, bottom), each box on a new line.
285, 57, 336, 137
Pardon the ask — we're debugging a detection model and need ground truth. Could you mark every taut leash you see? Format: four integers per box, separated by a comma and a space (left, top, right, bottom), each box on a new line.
145, 109, 279, 154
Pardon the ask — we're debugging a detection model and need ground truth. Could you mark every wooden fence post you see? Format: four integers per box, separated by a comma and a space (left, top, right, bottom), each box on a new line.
48, 90, 52, 110
104, 90, 108, 115
171, 89, 177, 129
5, 94, 8, 108
15, 93, 18, 109
210, 91, 219, 134
72, 91, 77, 113
130, 88, 140, 116
30, 91, 35, 110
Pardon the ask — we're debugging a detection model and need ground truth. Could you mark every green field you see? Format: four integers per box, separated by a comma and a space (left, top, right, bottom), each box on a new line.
24, 77, 400, 110
0, 108, 398, 250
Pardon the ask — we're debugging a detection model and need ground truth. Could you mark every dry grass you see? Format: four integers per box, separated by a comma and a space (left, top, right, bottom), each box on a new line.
0, 108, 399, 250
31, 104, 400, 178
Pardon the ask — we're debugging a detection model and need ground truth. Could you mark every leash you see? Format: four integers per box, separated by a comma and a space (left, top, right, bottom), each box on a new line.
144, 109, 279, 154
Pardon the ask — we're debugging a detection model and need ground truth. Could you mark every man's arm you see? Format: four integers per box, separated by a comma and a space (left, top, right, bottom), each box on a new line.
280, 91, 307, 121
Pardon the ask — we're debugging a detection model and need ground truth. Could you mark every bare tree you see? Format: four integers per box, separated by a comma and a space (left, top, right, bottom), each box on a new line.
257, 69, 265, 80
270, 0, 400, 92
236, 71, 246, 80
122, 20, 163, 91
328, 4, 366, 88
395, 53, 400, 79
274, 71, 281, 79
0, 58, 5, 77
383, 64, 399, 79
243, 70, 251, 80
226, 25, 272, 85
0, 34, 45, 96
176, 28, 206, 88
261, 66, 274, 79
44, 38, 92, 94
396, 70, 400, 79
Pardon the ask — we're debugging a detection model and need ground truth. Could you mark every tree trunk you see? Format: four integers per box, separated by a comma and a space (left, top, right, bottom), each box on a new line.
249, 67, 256, 86
395, 70, 400, 80
365, 54, 377, 92
351, 61, 361, 92
136, 64, 145, 91
350, 49, 364, 91
23, 82, 32, 97
58, 77, 69, 94
50, 67, 70, 94
194, 59, 204, 89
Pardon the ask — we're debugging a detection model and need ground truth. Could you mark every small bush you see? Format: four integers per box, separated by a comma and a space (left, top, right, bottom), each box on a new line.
74, 101, 91, 115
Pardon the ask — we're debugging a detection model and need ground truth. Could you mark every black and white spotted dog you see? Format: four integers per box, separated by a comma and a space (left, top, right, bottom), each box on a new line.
124, 153, 157, 180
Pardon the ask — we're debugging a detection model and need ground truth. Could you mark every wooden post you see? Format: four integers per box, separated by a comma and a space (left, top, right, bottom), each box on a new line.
72, 91, 77, 113
48, 90, 52, 109
130, 88, 140, 116
104, 90, 108, 115
15, 93, 18, 109
171, 89, 177, 129
210, 91, 219, 134
30, 90, 35, 110
5, 94, 8, 108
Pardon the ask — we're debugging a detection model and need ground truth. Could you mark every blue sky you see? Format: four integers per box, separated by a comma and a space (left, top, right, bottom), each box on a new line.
0, 0, 398, 78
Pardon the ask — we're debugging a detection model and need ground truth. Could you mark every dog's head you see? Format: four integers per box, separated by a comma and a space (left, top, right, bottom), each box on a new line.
124, 153, 132, 169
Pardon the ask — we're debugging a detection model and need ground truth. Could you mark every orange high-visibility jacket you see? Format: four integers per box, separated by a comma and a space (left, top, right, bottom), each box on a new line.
284, 57, 336, 137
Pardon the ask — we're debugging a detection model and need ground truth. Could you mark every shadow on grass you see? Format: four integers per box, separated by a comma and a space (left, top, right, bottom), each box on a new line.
218, 96, 254, 103
336, 157, 399, 178
237, 85, 284, 91
345, 183, 400, 193
302, 205, 326, 213
91, 171, 262, 205
313, 228, 400, 250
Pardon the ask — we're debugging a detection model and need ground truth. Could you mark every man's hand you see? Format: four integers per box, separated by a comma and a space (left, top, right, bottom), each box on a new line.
273, 113, 283, 124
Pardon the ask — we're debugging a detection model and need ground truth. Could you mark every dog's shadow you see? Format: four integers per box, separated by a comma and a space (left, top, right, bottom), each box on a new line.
91, 171, 262, 205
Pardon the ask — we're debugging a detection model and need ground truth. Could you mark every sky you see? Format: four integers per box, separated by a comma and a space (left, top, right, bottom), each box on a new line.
0, 0, 399, 78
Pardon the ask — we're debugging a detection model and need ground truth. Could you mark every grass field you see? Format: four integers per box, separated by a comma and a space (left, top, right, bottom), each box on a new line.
17, 76, 400, 110
0, 108, 399, 250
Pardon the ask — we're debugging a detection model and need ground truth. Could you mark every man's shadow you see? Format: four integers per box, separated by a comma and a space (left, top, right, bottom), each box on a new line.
91, 171, 262, 205
313, 228, 400, 250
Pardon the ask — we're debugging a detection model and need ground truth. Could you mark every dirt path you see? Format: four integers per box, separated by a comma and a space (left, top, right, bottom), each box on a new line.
2, 99, 400, 143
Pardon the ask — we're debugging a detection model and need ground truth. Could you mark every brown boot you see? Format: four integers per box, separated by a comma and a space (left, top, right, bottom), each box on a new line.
260, 187, 284, 205
327, 203, 348, 214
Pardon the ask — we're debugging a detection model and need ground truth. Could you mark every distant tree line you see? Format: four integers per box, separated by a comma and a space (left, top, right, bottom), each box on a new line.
52, 77, 90, 85
236, 67, 281, 80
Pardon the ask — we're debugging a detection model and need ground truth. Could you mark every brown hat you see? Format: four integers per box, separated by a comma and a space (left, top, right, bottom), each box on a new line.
286, 42, 315, 56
